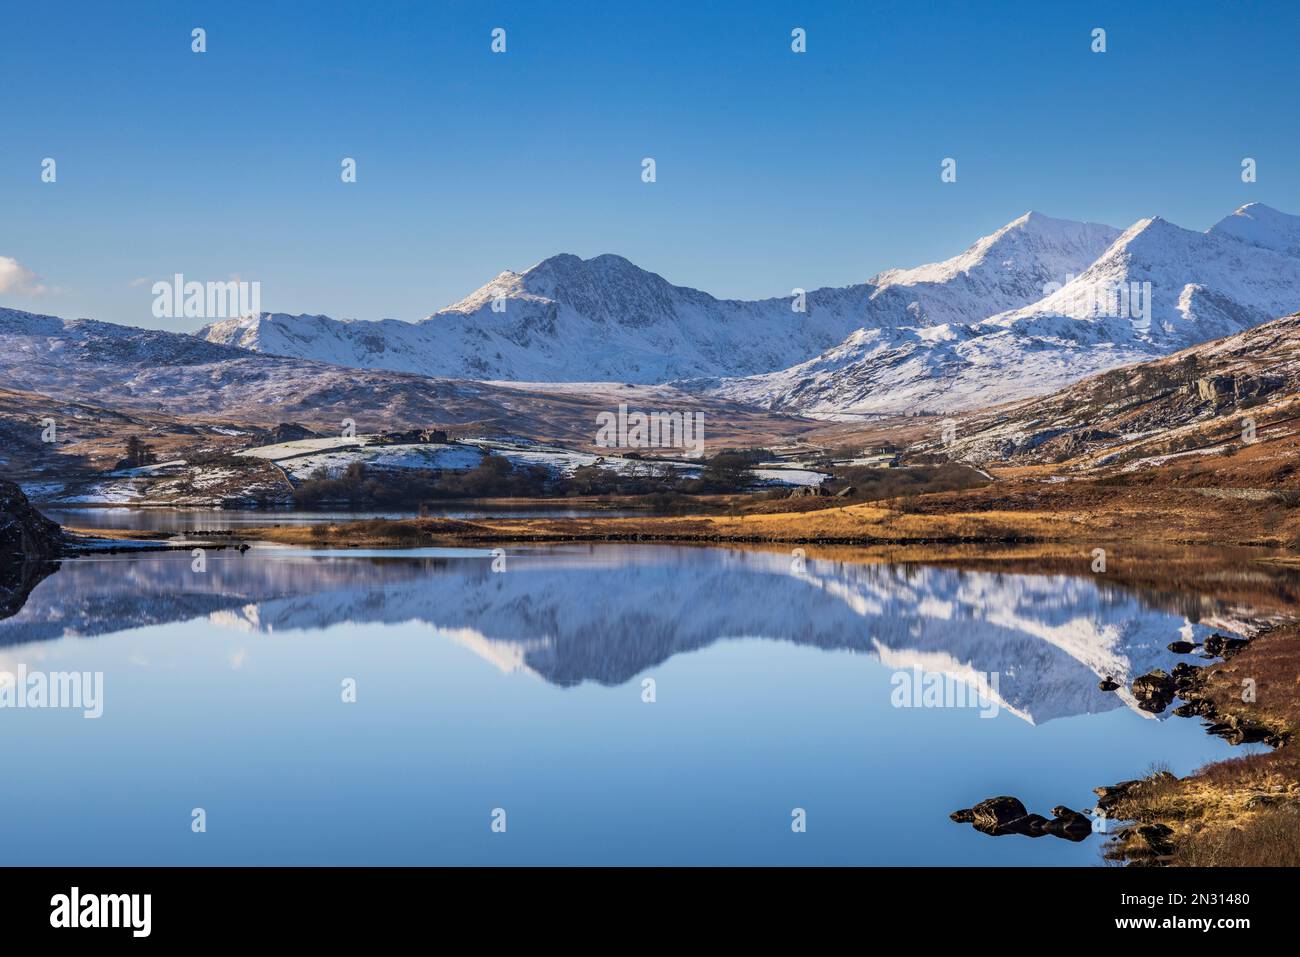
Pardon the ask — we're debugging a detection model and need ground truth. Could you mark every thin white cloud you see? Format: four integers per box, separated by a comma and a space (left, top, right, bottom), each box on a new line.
0, 256, 47, 296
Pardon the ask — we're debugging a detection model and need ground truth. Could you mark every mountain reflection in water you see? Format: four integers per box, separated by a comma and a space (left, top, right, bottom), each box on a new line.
0, 544, 1266, 726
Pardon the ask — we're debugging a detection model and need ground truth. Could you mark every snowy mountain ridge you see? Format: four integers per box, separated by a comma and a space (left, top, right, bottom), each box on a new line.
197, 211, 1122, 386
10, 204, 1300, 417
704, 203, 1300, 416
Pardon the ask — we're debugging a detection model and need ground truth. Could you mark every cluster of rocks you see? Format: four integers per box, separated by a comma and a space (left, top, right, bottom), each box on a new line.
1130, 662, 1203, 714
950, 796, 1094, 842
1096, 632, 1250, 707
1154, 643, 1287, 745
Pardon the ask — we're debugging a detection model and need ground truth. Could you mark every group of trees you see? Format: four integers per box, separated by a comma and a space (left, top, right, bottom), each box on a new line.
293, 453, 553, 507
114, 435, 158, 470
290, 449, 765, 508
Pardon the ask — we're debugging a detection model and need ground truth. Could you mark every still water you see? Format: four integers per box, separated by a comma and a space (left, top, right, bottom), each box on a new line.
0, 543, 1271, 865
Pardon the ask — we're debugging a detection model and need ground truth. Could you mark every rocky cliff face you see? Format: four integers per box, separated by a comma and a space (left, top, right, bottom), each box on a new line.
0, 480, 62, 561
0, 480, 63, 619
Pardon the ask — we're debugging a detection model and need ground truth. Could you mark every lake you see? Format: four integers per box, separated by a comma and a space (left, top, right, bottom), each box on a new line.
0, 541, 1274, 865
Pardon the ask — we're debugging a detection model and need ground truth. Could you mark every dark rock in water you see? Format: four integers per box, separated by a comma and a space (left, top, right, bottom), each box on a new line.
1018, 813, 1050, 838
1098, 676, 1120, 692
1, 480, 64, 620
1040, 806, 1093, 841
969, 795, 1029, 834
1132, 669, 1176, 713
1203, 633, 1251, 659
1167, 640, 1196, 654
953, 796, 1093, 841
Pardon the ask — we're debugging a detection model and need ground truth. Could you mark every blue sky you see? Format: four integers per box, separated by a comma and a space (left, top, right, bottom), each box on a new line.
2, 0, 1298, 330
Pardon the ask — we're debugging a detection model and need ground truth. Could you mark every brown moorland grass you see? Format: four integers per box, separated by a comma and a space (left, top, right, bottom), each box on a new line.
1108, 623, 1300, 865
225, 478, 1300, 551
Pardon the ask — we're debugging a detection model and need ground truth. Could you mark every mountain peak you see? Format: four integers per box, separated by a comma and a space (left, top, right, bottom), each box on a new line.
523, 252, 643, 277
867, 211, 1122, 302
1209, 202, 1300, 255
1233, 201, 1283, 217
1006, 209, 1060, 228
437, 252, 683, 321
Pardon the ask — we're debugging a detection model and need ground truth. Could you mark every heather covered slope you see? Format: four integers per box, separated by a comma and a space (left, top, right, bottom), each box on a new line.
918, 310, 1300, 475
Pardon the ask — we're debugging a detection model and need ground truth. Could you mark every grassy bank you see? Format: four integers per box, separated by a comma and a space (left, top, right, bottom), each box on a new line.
224, 479, 1300, 551
1104, 622, 1300, 866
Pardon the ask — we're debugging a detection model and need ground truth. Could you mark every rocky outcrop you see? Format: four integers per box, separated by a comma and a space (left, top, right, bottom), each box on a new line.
0, 480, 63, 562
1194, 373, 1284, 412
0, 480, 63, 620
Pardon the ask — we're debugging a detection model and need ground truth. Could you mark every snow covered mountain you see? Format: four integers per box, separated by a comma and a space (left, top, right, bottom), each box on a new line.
198, 213, 1120, 384
0, 307, 801, 447
200, 254, 874, 382
11, 204, 1298, 420
706, 204, 1300, 416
